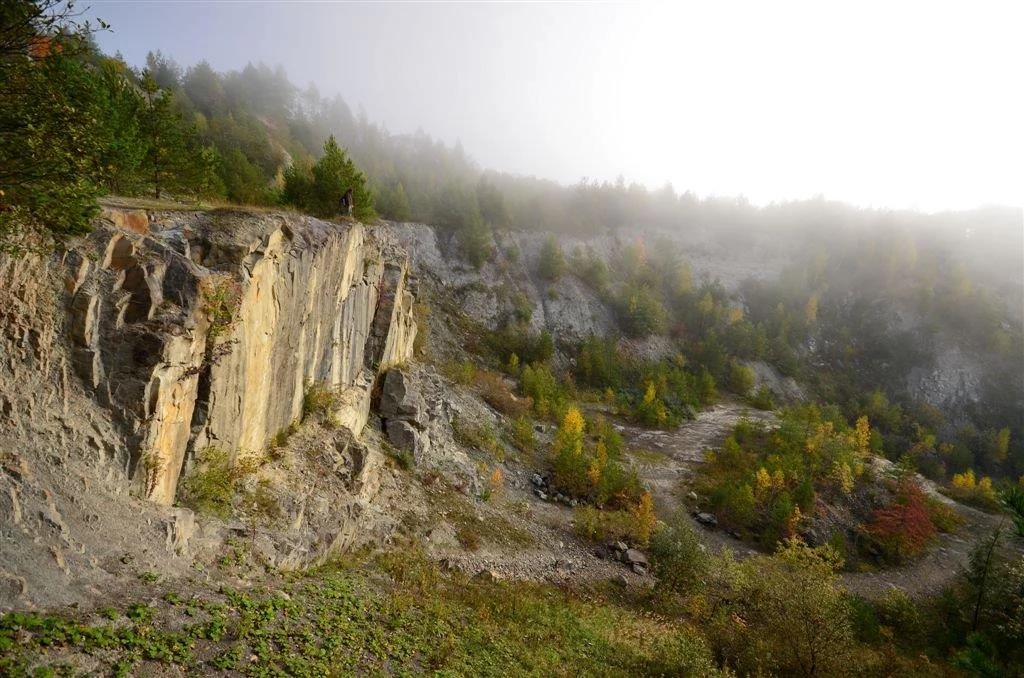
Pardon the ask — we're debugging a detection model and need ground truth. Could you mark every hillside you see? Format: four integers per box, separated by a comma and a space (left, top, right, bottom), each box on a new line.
1, 203, 1022, 676
2, 4, 1023, 674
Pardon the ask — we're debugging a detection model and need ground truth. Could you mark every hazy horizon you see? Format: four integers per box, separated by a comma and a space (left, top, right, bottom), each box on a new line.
89, 0, 1023, 213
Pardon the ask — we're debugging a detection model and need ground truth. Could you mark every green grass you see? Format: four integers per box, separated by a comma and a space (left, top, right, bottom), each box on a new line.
0, 553, 723, 677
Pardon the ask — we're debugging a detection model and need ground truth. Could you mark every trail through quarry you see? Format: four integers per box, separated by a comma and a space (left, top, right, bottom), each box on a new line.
611, 402, 1010, 599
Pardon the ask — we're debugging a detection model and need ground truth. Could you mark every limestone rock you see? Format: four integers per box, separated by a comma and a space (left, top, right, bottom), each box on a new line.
380, 369, 428, 427
385, 419, 429, 458
624, 549, 648, 567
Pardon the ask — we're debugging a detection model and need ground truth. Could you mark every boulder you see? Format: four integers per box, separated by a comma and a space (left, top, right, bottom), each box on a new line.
624, 549, 648, 567
380, 369, 428, 427
385, 419, 429, 458
696, 512, 718, 527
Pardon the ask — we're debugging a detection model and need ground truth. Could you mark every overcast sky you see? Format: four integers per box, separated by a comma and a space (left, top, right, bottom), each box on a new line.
90, 0, 1022, 212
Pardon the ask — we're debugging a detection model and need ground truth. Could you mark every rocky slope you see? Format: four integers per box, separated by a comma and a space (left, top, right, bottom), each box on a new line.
0, 205, 417, 608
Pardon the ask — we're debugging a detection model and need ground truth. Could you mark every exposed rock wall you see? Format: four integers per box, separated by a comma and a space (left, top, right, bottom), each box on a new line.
1, 207, 416, 507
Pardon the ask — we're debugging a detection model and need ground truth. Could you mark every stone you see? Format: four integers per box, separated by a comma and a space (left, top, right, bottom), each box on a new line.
612, 574, 629, 587
385, 419, 428, 458
624, 549, 648, 567
613, 541, 628, 553
687, 491, 699, 502
474, 569, 501, 583
380, 369, 428, 426
631, 563, 646, 575
696, 512, 718, 527
530, 473, 545, 488
534, 490, 547, 501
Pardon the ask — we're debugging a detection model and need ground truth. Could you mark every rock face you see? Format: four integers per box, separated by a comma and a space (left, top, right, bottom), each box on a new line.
1, 207, 417, 507
380, 369, 430, 459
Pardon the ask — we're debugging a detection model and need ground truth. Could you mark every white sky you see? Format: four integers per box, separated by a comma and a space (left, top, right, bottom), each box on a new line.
93, 0, 1023, 211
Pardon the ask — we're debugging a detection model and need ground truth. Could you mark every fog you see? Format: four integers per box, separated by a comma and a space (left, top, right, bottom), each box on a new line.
91, 1, 1021, 212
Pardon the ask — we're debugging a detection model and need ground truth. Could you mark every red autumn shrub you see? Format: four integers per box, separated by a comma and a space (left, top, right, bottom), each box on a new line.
859, 479, 936, 563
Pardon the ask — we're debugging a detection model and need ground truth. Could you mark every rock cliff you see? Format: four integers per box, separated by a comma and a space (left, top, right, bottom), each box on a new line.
0, 206, 417, 606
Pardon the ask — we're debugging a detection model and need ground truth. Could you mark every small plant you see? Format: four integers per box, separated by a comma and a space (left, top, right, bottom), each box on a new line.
484, 467, 504, 502
510, 415, 536, 455
303, 382, 339, 421
179, 446, 235, 520
138, 571, 160, 583
475, 369, 531, 418
199, 273, 243, 343
452, 416, 503, 461
456, 525, 482, 551
748, 385, 775, 410
946, 469, 1002, 511
1002, 485, 1024, 538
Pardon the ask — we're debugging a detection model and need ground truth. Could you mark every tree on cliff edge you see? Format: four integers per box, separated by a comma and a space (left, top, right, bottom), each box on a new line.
284, 135, 375, 222
0, 1, 107, 252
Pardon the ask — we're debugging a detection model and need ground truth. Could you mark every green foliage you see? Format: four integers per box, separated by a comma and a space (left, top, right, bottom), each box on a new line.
179, 446, 236, 519
520, 362, 571, 420
619, 284, 668, 337
510, 415, 536, 455
0, 553, 727, 677
451, 416, 503, 461
726, 361, 755, 395
712, 541, 854, 677
697, 407, 884, 551
549, 408, 643, 508
649, 510, 711, 595
1002, 484, 1024, 538
302, 382, 339, 421
747, 384, 775, 410
537, 235, 567, 281
284, 135, 375, 221
0, 31, 104, 250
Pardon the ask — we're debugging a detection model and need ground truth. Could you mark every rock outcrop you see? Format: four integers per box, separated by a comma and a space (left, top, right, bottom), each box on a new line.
2, 207, 416, 507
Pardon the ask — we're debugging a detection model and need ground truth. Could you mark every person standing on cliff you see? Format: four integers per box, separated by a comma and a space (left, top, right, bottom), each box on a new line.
340, 188, 354, 217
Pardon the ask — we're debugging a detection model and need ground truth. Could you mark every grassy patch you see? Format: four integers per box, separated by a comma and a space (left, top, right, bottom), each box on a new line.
0, 554, 726, 677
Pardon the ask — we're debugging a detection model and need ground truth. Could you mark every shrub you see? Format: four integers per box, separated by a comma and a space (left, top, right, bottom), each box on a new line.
538, 235, 566, 281
475, 370, 531, 418
452, 416, 503, 461
649, 510, 710, 594
179, 446, 235, 519
727, 361, 756, 395
199, 273, 243, 343
521, 362, 571, 420
510, 416, 536, 455
859, 479, 936, 563
946, 469, 1001, 511
572, 506, 643, 544
619, 284, 668, 338
748, 385, 775, 410
444, 360, 477, 386
1002, 485, 1024, 538
302, 382, 339, 421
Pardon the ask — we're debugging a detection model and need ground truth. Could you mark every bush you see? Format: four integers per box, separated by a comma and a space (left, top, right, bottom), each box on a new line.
510, 416, 536, 455
619, 285, 668, 338
946, 469, 1001, 511
727, 362, 756, 395
713, 541, 853, 677
538, 235, 567, 281
858, 479, 936, 563
747, 385, 775, 410
302, 382, 339, 421
475, 370, 531, 418
649, 510, 710, 594
179, 446, 236, 519
452, 416, 503, 460
573, 505, 648, 545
